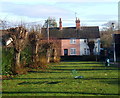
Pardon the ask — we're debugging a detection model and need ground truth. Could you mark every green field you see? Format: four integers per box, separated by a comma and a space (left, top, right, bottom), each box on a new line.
2, 62, 120, 96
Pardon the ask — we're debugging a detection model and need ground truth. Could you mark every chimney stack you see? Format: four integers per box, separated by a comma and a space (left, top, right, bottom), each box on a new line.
76, 18, 80, 29
59, 18, 62, 30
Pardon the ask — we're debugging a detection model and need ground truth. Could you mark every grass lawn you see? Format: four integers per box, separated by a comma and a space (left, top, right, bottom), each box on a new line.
2, 61, 120, 96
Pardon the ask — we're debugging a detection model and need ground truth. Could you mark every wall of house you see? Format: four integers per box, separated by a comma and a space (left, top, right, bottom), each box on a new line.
61, 38, 101, 56
80, 39, 90, 55
61, 39, 80, 56
80, 38, 101, 55
93, 38, 101, 55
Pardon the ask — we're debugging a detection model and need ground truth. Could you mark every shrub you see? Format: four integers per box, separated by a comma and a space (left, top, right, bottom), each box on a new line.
2, 45, 31, 75
21, 45, 32, 67
29, 55, 48, 69
2, 48, 14, 75
53, 57, 60, 63
39, 56, 48, 68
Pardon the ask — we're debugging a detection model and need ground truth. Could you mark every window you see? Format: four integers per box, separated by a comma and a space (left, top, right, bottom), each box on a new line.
70, 48, 76, 55
84, 39, 87, 43
84, 48, 86, 55
87, 49, 90, 55
70, 38, 76, 44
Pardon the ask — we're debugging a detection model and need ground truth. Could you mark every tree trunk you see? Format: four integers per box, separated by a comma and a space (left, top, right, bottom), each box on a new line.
15, 52, 20, 67
13, 49, 21, 74
32, 43, 38, 62
89, 48, 94, 55
87, 41, 95, 55
53, 49, 57, 62
47, 49, 51, 63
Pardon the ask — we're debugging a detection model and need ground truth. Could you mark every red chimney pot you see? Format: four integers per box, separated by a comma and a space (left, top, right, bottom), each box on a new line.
59, 18, 62, 30
76, 18, 80, 29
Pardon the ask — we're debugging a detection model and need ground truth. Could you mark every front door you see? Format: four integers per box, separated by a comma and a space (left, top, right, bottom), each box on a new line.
64, 49, 68, 56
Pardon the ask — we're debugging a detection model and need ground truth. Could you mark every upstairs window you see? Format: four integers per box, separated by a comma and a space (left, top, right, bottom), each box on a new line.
70, 38, 76, 44
84, 39, 87, 43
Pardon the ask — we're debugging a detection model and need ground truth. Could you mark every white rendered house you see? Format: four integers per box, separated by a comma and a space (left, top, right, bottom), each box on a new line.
80, 38, 100, 55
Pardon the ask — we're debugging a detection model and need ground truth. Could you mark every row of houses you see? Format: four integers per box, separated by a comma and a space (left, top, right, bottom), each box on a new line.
41, 18, 101, 56
1, 18, 101, 58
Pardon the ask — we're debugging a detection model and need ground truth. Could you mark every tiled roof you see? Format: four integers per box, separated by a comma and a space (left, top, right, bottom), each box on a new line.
41, 26, 100, 39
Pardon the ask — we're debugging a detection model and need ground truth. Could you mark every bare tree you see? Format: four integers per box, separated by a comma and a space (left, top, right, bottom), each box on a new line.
87, 39, 95, 55
0, 20, 7, 30
52, 39, 61, 62
100, 21, 117, 48
102, 21, 118, 31
8, 26, 28, 74
43, 17, 57, 28
40, 38, 61, 63
29, 27, 42, 67
40, 41, 52, 63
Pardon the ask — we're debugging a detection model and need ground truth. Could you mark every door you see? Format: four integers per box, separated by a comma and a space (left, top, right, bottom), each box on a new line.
64, 49, 68, 56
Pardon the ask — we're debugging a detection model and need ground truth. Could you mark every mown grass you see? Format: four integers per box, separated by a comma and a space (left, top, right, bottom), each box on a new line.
2, 61, 120, 96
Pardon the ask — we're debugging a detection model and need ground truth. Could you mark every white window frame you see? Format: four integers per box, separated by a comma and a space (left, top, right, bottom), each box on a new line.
70, 38, 76, 44
70, 48, 76, 55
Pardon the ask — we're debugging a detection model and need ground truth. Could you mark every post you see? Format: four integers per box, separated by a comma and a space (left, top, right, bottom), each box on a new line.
112, 23, 116, 63
47, 19, 49, 42
95, 47, 97, 61
112, 34, 116, 63
97, 40, 100, 55
113, 34, 116, 63
47, 19, 50, 63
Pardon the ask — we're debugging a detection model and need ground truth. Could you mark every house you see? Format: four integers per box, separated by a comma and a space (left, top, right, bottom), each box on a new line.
41, 18, 100, 57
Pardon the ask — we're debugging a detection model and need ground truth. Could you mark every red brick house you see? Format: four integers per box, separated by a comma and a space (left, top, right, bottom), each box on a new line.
41, 18, 100, 57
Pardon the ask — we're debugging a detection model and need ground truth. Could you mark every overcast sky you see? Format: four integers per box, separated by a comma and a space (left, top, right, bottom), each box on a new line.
0, 0, 119, 28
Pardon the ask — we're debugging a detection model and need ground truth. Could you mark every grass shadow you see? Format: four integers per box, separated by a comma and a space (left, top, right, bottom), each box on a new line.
84, 77, 120, 80
52, 68, 120, 71
12, 77, 71, 80
47, 81, 62, 84
100, 79, 120, 85
18, 81, 62, 85
28, 71, 70, 73
12, 77, 120, 80
18, 81, 48, 85
2, 91, 120, 96
62, 62, 103, 65
53, 66, 113, 68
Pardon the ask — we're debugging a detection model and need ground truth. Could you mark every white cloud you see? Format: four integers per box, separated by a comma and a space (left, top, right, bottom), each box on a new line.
1, 2, 72, 19
0, 0, 118, 27
0, 0, 119, 3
